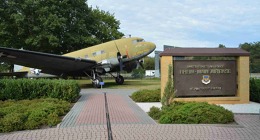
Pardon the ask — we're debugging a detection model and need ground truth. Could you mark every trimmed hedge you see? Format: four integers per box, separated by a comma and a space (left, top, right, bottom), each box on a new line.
0, 98, 70, 132
148, 102, 234, 124
0, 79, 80, 102
131, 89, 161, 102
250, 78, 260, 103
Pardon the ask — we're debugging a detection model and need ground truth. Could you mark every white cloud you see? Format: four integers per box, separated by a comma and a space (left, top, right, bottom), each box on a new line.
88, 0, 260, 53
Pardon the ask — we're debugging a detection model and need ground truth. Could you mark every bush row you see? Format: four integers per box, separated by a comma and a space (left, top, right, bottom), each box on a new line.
0, 98, 70, 132
130, 89, 161, 102
0, 79, 80, 102
250, 78, 260, 103
149, 102, 234, 124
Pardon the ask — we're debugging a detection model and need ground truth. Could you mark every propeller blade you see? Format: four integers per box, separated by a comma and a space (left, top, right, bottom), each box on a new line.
117, 52, 124, 71
139, 61, 144, 69
136, 60, 144, 69
119, 60, 123, 71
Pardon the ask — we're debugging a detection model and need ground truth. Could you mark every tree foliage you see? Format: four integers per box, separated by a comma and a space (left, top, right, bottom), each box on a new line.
239, 42, 260, 73
143, 56, 155, 70
0, 63, 10, 72
250, 78, 260, 103
91, 8, 124, 43
0, 62, 13, 73
218, 44, 226, 48
0, 0, 123, 54
131, 68, 145, 79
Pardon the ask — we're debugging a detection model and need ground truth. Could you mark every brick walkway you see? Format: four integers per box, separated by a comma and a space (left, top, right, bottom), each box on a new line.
1, 89, 260, 140
59, 89, 155, 127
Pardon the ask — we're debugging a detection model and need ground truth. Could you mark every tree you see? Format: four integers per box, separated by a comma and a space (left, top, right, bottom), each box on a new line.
161, 65, 175, 106
218, 44, 226, 48
143, 56, 155, 70
91, 8, 124, 43
131, 68, 145, 79
0, 0, 123, 54
0, 62, 10, 72
239, 42, 260, 73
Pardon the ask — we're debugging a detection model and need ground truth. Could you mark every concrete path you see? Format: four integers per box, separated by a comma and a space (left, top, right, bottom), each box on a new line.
1, 89, 260, 140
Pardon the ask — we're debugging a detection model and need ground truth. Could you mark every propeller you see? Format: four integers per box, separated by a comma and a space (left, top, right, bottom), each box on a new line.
136, 59, 144, 69
114, 41, 128, 71
117, 52, 124, 71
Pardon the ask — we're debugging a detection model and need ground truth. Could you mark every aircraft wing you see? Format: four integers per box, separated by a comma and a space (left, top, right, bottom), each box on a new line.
0, 71, 28, 77
0, 47, 97, 76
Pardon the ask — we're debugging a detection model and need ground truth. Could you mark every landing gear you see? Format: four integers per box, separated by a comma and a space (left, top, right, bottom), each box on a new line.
92, 76, 103, 88
109, 72, 124, 85
115, 75, 124, 85
84, 70, 103, 88
85, 70, 125, 88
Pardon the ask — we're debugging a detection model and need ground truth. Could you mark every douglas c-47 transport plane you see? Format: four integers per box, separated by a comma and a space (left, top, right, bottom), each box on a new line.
0, 37, 156, 88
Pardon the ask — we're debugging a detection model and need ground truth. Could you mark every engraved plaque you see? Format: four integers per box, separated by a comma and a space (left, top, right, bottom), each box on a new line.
174, 60, 237, 97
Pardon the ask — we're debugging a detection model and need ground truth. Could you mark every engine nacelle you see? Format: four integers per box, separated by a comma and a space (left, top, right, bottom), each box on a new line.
123, 61, 137, 73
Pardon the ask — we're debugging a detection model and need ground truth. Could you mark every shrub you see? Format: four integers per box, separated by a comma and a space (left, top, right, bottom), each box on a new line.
0, 98, 70, 132
161, 65, 175, 106
47, 113, 60, 127
250, 78, 260, 103
0, 79, 80, 102
148, 106, 162, 120
131, 89, 160, 102
24, 109, 48, 129
0, 113, 27, 132
148, 102, 234, 124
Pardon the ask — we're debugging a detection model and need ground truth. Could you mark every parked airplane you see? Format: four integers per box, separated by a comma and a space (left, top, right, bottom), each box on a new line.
0, 37, 156, 88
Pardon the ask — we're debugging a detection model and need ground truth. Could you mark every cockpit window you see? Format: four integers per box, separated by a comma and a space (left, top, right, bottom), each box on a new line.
132, 40, 137, 44
132, 39, 145, 44
137, 39, 144, 42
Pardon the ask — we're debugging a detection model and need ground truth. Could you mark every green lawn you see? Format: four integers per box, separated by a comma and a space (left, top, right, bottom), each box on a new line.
78, 78, 161, 90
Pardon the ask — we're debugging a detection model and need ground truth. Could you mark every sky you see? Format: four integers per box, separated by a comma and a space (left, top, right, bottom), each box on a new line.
88, 0, 260, 54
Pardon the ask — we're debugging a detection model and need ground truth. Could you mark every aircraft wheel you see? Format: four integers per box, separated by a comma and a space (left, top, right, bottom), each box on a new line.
92, 77, 103, 88
115, 75, 124, 85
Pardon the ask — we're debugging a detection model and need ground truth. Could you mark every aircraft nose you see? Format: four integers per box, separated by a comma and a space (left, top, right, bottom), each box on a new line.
146, 42, 156, 51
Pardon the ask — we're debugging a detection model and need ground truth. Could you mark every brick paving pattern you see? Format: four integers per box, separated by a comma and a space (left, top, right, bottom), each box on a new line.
76, 94, 106, 125
59, 89, 155, 127
1, 89, 260, 140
